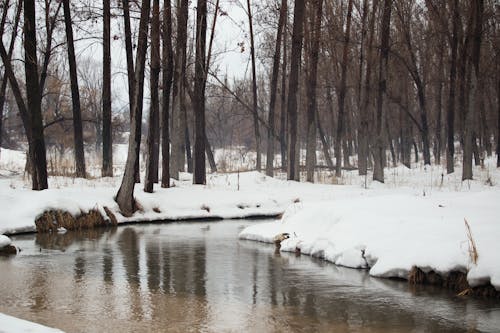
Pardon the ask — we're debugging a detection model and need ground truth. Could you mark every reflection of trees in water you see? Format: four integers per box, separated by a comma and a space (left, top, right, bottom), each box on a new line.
118, 227, 142, 320
35, 227, 114, 251
102, 245, 113, 283
146, 240, 160, 292
74, 255, 86, 282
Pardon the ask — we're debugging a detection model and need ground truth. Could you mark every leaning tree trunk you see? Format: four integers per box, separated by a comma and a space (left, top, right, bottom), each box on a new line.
145, 0, 161, 192
161, 0, 174, 188
246, 0, 261, 172
102, 0, 113, 177
122, 0, 140, 183
373, 0, 392, 183
0, 0, 22, 161
286, 0, 306, 181
305, 0, 324, 182
116, 0, 151, 215
334, 0, 353, 178
63, 0, 86, 178
193, 0, 207, 184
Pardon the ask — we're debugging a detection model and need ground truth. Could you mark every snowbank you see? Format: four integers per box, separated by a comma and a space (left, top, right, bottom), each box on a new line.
239, 190, 500, 290
0, 313, 64, 333
0, 235, 11, 248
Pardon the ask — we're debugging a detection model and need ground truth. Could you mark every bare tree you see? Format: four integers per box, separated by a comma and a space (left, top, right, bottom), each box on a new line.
116, 0, 151, 215
286, 0, 306, 181
145, 0, 161, 192
373, 0, 392, 183
265, 0, 287, 177
193, 0, 207, 184
102, 0, 113, 177
63, 0, 86, 177
161, 0, 174, 188
305, 0, 324, 182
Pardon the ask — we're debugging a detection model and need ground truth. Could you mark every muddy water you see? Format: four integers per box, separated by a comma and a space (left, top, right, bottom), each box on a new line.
1, 220, 499, 332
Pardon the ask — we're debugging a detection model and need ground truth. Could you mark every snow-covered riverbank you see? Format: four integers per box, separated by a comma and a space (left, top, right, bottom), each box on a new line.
2, 147, 500, 291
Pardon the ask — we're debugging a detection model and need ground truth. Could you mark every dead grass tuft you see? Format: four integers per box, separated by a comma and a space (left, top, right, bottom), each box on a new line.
464, 219, 478, 265
35, 209, 114, 233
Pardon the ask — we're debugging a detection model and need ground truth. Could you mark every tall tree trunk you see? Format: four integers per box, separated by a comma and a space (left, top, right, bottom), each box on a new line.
25, 0, 48, 189
145, 0, 161, 192
102, 0, 113, 177
316, 109, 334, 170
266, 0, 287, 177
63, 0, 86, 178
305, 0, 323, 182
171, 0, 188, 179
161, 0, 174, 188
246, 0, 261, 172
447, 0, 459, 174
334, 0, 353, 178
193, 0, 207, 184
435, 41, 444, 165
122, 0, 139, 182
116, 0, 151, 215
373, 0, 392, 183
497, 76, 500, 168
287, 0, 306, 181
279, 19, 288, 172
463, 0, 484, 180
359, 0, 379, 175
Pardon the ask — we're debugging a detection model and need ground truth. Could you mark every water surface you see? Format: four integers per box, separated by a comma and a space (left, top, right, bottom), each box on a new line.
1, 220, 499, 332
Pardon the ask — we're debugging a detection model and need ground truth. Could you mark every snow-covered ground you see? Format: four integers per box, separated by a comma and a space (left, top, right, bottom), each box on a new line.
0, 313, 64, 333
1, 146, 500, 291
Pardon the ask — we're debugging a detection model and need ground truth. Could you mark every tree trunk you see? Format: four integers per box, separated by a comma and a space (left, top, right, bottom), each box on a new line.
265, 0, 287, 177
116, 0, 151, 215
102, 0, 113, 177
246, 0, 261, 172
305, 0, 323, 182
287, 0, 306, 181
316, 109, 334, 170
170, 0, 189, 179
193, 0, 207, 184
373, 0, 392, 183
25, 0, 48, 189
63, 0, 86, 178
161, 0, 174, 188
359, 0, 379, 175
497, 76, 500, 168
463, 0, 484, 180
279, 19, 288, 172
122, 0, 140, 182
145, 0, 161, 192
446, 0, 459, 174
335, 0, 353, 178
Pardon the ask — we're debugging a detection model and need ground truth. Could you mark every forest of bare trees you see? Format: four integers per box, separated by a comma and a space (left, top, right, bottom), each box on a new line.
0, 0, 498, 214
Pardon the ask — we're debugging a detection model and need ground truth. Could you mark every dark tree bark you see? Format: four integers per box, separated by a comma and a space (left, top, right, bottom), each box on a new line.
359, 0, 379, 175
334, 0, 353, 178
25, 0, 48, 189
463, 0, 484, 180
279, 16, 288, 172
122, 0, 140, 183
265, 0, 287, 177
39, 1, 62, 95
497, 76, 500, 168
246, 0, 261, 172
116, 0, 151, 216
145, 0, 161, 192
161, 0, 174, 188
373, 0, 392, 183
193, 0, 207, 184
305, 0, 323, 182
63, 0, 86, 178
286, 0, 306, 181
171, 0, 189, 179
446, 0, 459, 174
102, 0, 113, 177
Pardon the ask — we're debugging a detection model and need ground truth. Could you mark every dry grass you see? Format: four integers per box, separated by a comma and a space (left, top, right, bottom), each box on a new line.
464, 219, 478, 265
35, 209, 115, 233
